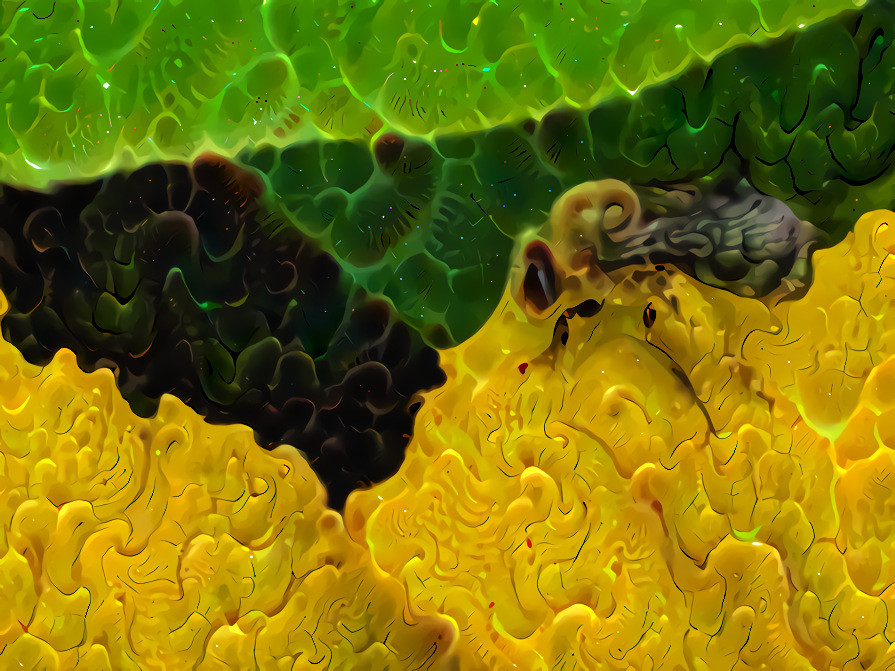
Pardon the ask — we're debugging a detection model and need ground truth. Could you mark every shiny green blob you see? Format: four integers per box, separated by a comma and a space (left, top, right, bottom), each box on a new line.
0, 0, 860, 187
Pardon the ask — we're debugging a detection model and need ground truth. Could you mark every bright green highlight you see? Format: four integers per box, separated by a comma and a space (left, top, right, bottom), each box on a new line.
0, 0, 862, 188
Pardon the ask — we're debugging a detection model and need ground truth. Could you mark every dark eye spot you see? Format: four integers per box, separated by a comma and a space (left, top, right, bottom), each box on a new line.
572, 299, 602, 318
643, 303, 656, 328
553, 314, 570, 347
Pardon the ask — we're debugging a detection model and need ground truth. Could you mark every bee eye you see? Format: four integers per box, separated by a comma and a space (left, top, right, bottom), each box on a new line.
643, 302, 657, 328
522, 242, 559, 312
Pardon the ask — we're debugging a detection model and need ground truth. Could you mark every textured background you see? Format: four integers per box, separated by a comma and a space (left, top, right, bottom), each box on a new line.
1, 0, 895, 668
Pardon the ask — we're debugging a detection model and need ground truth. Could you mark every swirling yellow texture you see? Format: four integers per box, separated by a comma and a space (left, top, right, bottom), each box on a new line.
0, 209, 893, 670
346, 209, 895, 669
0, 288, 455, 669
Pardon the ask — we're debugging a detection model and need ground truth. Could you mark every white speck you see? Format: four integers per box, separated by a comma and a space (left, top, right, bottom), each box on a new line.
103, 82, 110, 89
675, 24, 682, 28
752, 541, 761, 546
799, 23, 805, 28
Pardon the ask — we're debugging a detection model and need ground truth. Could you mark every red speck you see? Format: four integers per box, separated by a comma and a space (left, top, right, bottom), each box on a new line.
518, 362, 529, 374
526, 538, 532, 548
489, 602, 495, 608
18, 621, 28, 633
